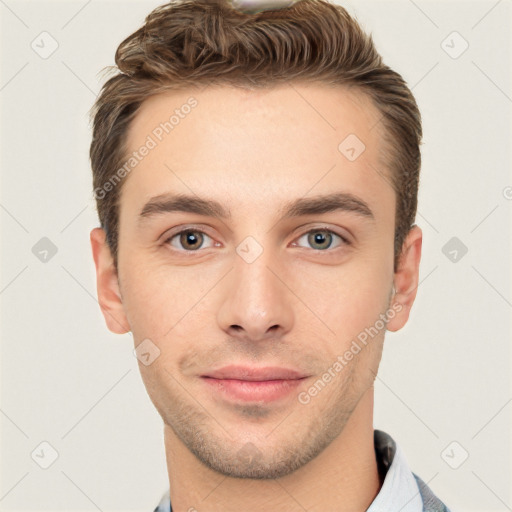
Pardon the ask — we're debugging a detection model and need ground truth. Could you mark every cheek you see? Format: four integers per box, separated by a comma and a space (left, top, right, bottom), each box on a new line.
118, 263, 173, 340
310, 255, 393, 344
119, 259, 217, 342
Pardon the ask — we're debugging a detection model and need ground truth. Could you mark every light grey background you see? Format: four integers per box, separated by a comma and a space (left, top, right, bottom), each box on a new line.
1, 0, 511, 511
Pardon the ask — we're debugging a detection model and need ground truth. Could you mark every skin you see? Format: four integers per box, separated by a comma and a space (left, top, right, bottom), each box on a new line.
91, 82, 422, 512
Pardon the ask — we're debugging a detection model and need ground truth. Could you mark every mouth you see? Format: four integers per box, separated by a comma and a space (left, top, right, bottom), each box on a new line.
200, 365, 309, 402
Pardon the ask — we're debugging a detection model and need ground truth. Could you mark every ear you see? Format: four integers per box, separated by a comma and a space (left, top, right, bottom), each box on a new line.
386, 225, 423, 332
90, 227, 130, 334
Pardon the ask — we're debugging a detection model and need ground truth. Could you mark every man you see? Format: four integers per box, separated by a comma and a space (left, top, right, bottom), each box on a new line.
89, 0, 452, 510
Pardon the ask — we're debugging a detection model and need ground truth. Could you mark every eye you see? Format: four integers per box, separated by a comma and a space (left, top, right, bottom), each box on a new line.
163, 226, 350, 253
293, 229, 349, 251
165, 229, 215, 251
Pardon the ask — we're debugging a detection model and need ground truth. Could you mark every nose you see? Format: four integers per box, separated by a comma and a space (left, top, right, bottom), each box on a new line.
216, 248, 295, 343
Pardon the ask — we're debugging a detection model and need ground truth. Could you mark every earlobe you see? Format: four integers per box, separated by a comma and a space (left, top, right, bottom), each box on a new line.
90, 227, 131, 334
386, 225, 423, 333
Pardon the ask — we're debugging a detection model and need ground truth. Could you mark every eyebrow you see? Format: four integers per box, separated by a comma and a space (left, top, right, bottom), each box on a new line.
138, 192, 374, 225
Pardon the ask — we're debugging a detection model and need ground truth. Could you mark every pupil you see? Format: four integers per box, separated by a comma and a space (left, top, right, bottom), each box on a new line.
310, 231, 331, 249
182, 231, 201, 249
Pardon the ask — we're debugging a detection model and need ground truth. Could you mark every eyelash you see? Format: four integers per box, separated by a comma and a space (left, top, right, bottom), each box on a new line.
163, 226, 351, 254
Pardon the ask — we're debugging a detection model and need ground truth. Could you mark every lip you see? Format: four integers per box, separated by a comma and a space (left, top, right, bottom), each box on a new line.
201, 365, 308, 381
201, 366, 309, 402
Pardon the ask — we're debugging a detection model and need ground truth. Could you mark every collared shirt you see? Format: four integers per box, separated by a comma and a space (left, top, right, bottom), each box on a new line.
153, 429, 452, 512
368, 430, 425, 512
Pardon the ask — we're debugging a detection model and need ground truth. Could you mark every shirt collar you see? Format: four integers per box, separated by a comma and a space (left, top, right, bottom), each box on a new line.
367, 429, 423, 512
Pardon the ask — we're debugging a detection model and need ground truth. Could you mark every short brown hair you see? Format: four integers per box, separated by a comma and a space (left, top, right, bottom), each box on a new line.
90, 0, 422, 272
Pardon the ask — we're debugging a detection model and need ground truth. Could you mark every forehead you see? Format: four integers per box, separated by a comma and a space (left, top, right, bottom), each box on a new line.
120, 82, 392, 222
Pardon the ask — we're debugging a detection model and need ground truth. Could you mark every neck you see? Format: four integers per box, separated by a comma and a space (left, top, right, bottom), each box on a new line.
164, 387, 382, 512
163, 387, 380, 512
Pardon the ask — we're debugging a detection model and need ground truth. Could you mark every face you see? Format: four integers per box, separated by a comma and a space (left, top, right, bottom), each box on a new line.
91, 82, 422, 479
